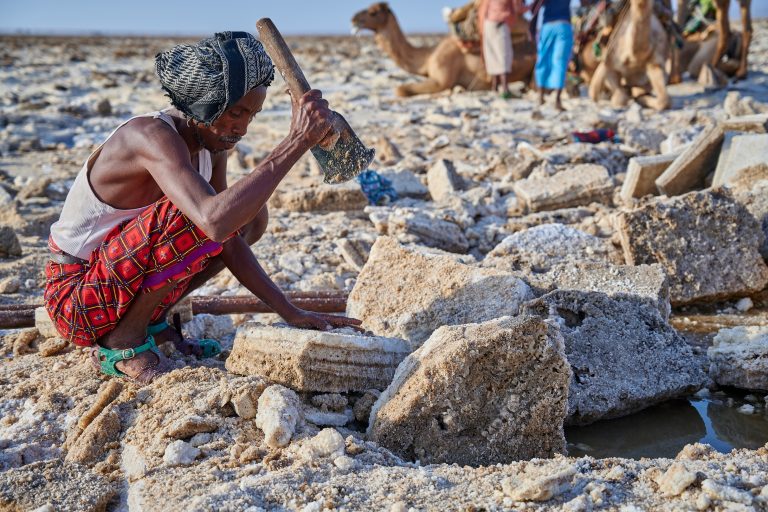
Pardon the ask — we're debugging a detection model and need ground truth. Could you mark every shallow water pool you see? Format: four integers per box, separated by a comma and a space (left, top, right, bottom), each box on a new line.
566, 391, 768, 459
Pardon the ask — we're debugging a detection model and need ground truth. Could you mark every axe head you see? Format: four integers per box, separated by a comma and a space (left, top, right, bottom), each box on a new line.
311, 112, 375, 184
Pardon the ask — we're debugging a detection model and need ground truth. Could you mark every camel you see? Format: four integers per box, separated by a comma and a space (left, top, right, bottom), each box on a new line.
674, 0, 752, 80
351, 2, 536, 97
588, 0, 670, 111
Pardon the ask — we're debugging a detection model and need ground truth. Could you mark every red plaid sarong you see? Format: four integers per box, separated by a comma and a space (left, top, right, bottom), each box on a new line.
44, 197, 226, 346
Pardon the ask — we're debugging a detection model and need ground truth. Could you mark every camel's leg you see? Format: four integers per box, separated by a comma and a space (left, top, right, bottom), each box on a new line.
603, 68, 628, 108
735, 0, 752, 79
712, 0, 731, 69
395, 79, 447, 97
638, 63, 670, 111
588, 62, 608, 102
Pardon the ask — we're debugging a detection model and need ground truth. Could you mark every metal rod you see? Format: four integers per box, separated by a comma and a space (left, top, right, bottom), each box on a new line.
0, 291, 349, 329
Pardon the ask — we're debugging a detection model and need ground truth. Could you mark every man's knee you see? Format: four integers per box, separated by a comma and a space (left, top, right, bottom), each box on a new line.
242, 206, 269, 245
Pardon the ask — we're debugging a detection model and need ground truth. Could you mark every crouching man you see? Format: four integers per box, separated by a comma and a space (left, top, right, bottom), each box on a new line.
45, 32, 362, 384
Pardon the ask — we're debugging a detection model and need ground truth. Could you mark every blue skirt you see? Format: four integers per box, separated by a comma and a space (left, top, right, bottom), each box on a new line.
535, 21, 574, 90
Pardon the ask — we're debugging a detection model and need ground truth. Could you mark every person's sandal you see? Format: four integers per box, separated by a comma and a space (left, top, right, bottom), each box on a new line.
147, 314, 221, 359
91, 335, 166, 384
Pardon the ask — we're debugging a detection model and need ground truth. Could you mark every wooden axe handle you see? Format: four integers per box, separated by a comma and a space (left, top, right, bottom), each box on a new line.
256, 18, 311, 98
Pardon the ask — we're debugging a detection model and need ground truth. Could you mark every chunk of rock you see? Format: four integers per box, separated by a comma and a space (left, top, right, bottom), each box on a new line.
620, 153, 679, 201
655, 124, 724, 196
166, 415, 219, 440
353, 389, 381, 423
65, 408, 121, 464
712, 134, 768, 187
657, 462, 697, 497
11, 328, 38, 356
0, 225, 22, 257
335, 237, 372, 272
226, 323, 410, 392
368, 315, 570, 465
181, 314, 234, 343
311, 393, 347, 412
255, 385, 303, 449
35, 307, 59, 339
229, 375, 269, 420
615, 189, 768, 305
720, 114, 768, 133
163, 440, 200, 466
502, 465, 577, 502
367, 207, 469, 254
299, 428, 345, 460
523, 290, 706, 425
527, 262, 671, 320
269, 183, 367, 212
708, 326, 768, 392
513, 164, 613, 213
729, 178, 768, 258
38, 337, 68, 357
482, 224, 614, 273
379, 169, 428, 199
427, 159, 464, 202
0, 276, 20, 293
303, 407, 353, 427
347, 236, 533, 346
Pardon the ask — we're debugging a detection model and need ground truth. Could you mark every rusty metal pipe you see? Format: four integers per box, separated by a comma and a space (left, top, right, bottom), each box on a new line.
0, 291, 349, 329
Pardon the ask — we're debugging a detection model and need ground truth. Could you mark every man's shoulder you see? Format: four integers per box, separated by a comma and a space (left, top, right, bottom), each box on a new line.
118, 114, 182, 151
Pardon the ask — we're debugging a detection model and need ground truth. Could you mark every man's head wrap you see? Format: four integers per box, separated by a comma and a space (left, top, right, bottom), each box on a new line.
155, 31, 274, 125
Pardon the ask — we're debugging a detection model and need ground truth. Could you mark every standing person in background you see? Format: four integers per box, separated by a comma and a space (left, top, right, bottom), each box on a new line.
478, 0, 522, 98
531, 0, 574, 110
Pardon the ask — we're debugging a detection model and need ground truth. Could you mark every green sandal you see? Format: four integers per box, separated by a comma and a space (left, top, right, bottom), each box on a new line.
95, 335, 160, 378
148, 316, 221, 359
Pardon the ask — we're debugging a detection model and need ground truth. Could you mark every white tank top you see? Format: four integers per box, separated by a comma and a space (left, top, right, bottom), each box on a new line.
50, 110, 212, 260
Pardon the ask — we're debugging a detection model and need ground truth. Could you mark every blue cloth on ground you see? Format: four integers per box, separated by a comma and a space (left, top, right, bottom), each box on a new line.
357, 170, 398, 205
535, 21, 574, 90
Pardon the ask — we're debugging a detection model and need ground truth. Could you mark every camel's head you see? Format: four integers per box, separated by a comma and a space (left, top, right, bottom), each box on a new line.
351, 2, 392, 35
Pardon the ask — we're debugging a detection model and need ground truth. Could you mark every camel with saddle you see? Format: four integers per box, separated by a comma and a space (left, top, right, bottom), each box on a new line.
351, 2, 536, 97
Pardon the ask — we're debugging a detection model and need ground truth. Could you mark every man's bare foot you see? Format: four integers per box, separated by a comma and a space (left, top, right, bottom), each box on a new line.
555, 100, 566, 112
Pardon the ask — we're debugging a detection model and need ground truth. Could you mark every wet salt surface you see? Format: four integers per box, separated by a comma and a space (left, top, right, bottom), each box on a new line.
567, 391, 768, 459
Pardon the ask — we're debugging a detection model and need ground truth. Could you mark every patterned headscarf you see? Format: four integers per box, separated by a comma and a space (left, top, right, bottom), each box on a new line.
155, 32, 274, 125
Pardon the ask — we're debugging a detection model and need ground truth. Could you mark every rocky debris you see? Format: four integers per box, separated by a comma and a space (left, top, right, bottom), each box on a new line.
347, 236, 532, 346
721, 114, 768, 133
655, 124, 724, 196
657, 462, 698, 497
501, 464, 577, 502
38, 336, 68, 357
368, 316, 570, 465
713, 134, 768, 187
256, 384, 303, 449
708, 326, 768, 392
334, 236, 373, 271
163, 440, 200, 466
528, 262, 671, 319
353, 389, 381, 424
269, 183, 367, 212
729, 176, 768, 258
0, 460, 117, 512
427, 159, 464, 202
483, 223, 615, 273
504, 207, 595, 233
226, 323, 410, 392
65, 407, 121, 464
0, 275, 20, 293
523, 290, 707, 425
180, 313, 234, 344
366, 206, 469, 253
620, 152, 679, 201
513, 164, 613, 213
616, 189, 768, 305
166, 415, 219, 440
375, 136, 403, 165
378, 169, 428, 199
618, 123, 666, 153
0, 224, 22, 257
